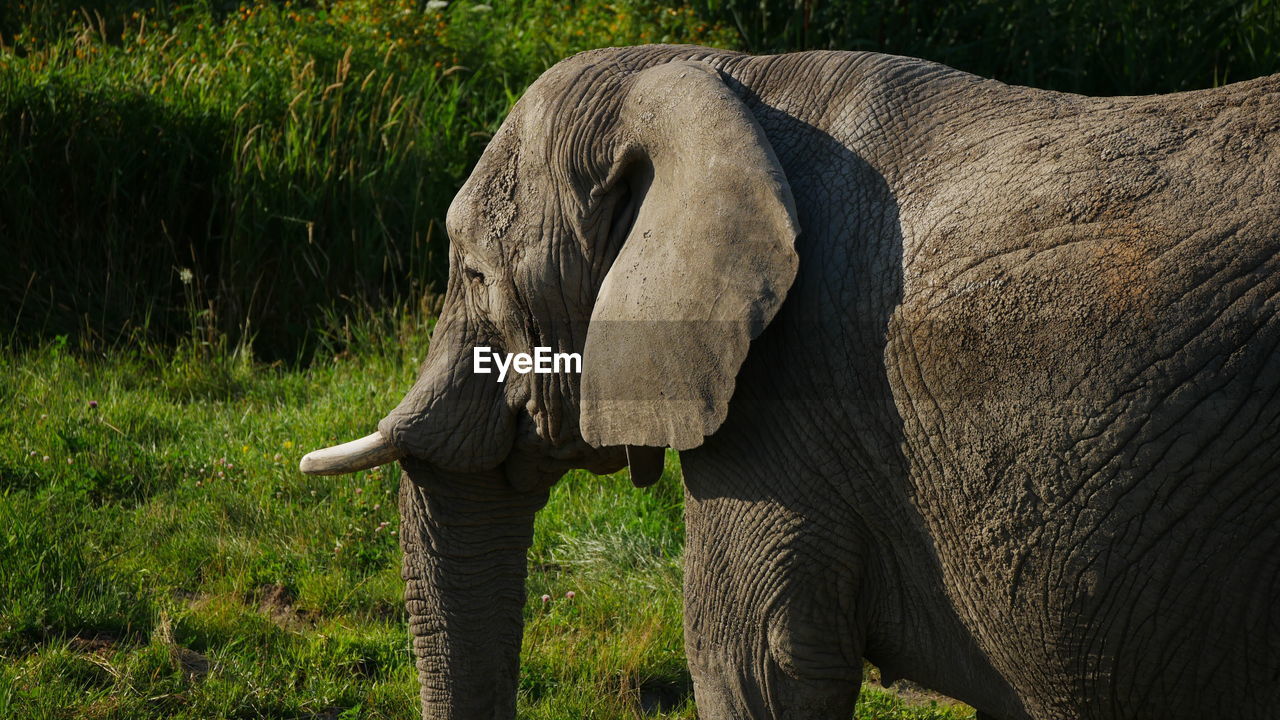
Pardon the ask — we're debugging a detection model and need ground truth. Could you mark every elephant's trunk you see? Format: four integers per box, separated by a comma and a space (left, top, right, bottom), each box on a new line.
398, 465, 547, 719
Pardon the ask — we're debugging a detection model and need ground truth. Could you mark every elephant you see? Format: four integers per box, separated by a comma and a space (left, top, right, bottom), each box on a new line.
300, 45, 1280, 720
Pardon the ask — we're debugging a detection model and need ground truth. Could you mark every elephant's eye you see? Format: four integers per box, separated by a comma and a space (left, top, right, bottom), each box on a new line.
464, 266, 486, 285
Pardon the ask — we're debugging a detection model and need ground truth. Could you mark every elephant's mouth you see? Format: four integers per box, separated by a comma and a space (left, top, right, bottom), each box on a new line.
495, 415, 628, 491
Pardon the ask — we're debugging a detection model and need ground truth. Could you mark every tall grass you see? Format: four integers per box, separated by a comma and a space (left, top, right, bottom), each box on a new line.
0, 0, 731, 360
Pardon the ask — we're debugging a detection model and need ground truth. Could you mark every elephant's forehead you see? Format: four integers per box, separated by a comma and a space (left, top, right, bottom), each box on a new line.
449, 123, 526, 255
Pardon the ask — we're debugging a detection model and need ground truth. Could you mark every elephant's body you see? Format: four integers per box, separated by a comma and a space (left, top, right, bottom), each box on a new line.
675, 48, 1280, 719
304, 45, 1280, 720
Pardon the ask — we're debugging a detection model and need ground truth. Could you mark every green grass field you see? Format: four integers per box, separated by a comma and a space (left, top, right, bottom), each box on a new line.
0, 331, 974, 719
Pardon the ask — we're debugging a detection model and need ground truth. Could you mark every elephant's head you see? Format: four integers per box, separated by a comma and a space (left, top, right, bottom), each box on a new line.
301, 48, 799, 718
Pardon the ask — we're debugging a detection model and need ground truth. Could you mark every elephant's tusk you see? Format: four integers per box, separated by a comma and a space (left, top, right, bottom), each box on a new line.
299, 432, 404, 476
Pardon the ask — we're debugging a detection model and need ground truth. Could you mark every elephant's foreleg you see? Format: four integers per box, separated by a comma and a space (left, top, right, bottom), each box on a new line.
682, 488, 868, 719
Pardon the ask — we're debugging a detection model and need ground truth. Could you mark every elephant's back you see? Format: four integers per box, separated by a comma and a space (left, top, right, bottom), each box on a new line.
884, 66, 1280, 719
889, 64, 1280, 469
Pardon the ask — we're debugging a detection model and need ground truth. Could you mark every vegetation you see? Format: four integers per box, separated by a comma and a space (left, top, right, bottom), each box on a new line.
3, 1, 1278, 358
0, 0, 731, 360
0, 332, 972, 718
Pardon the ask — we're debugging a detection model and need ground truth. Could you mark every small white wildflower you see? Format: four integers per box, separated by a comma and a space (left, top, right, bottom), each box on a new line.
179, 267, 194, 285
425, 0, 447, 9
470, 3, 491, 10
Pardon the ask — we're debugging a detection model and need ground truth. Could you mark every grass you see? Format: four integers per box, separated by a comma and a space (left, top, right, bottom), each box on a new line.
0, 325, 973, 719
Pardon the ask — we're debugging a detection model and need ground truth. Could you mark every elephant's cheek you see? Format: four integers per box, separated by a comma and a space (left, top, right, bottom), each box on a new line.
398, 470, 548, 720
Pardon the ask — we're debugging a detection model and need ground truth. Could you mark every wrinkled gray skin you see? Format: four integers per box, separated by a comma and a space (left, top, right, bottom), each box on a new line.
370, 46, 1280, 719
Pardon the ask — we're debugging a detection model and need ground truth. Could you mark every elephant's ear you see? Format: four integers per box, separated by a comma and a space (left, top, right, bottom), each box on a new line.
580, 61, 800, 452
